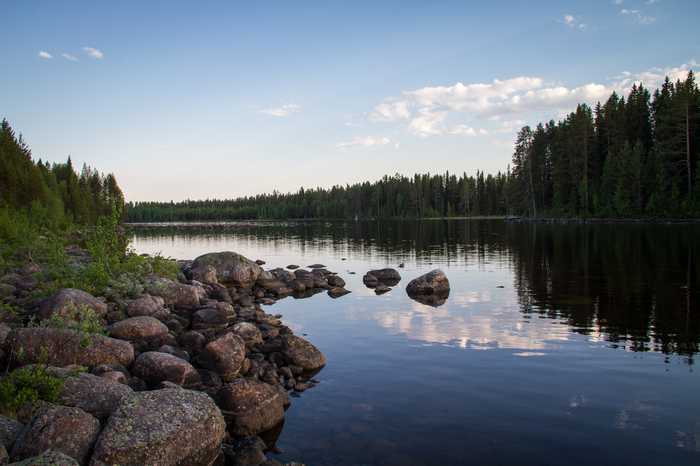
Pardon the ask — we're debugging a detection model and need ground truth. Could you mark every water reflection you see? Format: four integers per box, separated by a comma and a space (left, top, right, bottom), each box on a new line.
131, 220, 700, 362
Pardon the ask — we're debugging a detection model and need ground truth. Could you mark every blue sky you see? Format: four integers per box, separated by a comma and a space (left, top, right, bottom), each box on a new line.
2, 0, 698, 201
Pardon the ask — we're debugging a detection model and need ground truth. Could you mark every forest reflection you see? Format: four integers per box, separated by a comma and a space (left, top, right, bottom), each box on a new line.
131, 219, 699, 361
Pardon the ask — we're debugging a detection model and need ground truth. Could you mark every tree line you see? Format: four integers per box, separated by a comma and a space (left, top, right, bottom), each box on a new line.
127, 71, 699, 222
0, 118, 124, 228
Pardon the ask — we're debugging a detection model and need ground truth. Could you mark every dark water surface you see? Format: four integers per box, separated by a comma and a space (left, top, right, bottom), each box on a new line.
131, 220, 700, 466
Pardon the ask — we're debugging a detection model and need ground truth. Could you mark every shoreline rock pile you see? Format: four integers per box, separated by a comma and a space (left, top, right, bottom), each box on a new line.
0, 250, 341, 466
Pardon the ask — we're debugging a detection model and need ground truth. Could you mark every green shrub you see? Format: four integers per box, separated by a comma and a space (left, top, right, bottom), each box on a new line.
0, 365, 63, 418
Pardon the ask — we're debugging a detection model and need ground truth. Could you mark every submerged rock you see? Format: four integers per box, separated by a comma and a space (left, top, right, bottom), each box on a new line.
218, 379, 286, 436
191, 252, 263, 288
90, 389, 225, 466
327, 287, 351, 299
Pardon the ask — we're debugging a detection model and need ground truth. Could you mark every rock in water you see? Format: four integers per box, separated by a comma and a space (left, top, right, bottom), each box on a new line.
6, 328, 134, 368
364, 268, 401, 287
281, 335, 326, 371
11, 404, 100, 465
405, 269, 450, 295
90, 389, 226, 466
217, 379, 286, 436
191, 252, 263, 288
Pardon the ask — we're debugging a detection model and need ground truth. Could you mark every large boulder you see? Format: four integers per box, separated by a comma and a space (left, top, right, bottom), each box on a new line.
197, 333, 246, 382
90, 389, 225, 466
145, 276, 204, 309
58, 372, 133, 420
126, 295, 170, 320
405, 269, 450, 296
217, 379, 285, 436
191, 252, 263, 288
131, 351, 200, 387
231, 322, 263, 348
37, 289, 107, 322
6, 328, 134, 368
191, 307, 228, 331
0, 415, 23, 450
281, 335, 326, 371
109, 316, 169, 350
11, 404, 100, 465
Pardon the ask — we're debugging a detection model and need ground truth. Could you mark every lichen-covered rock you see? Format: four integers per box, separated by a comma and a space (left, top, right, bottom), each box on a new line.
37, 289, 108, 322
191, 252, 263, 288
11, 404, 99, 465
144, 276, 203, 309
131, 351, 200, 387
126, 295, 170, 320
217, 379, 285, 436
58, 373, 133, 420
231, 322, 263, 348
198, 333, 246, 382
6, 328, 134, 368
10, 449, 80, 465
109, 316, 169, 351
90, 389, 226, 466
405, 269, 450, 296
281, 335, 326, 371
0, 415, 23, 450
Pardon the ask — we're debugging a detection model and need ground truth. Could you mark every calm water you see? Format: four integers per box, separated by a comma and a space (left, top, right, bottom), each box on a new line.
131, 220, 700, 466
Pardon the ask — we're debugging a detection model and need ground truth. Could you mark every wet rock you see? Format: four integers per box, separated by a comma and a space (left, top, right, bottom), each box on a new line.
58, 372, 133, 420
191, 252, 263, 288
198, 333, 246, 382
307, 264, 326, 269
10, 450, 79, 465
145, 275, 203, 309
405, 269, 450, 295
191, 307, 229, 330
281, 335, 326, 371
374, 285, 391, 295
131, 351, 200, 387
292, 270, 314, 289
255, 259, 266, 266
362, 273, 378, 288
222, 436, 267, 466
11, 404, 99, 465
327, 287, 351, 299
218, 379, 286, 436
286, 265, 299, 270
364, 269, 401, 287
7, 328, 134, 368
91, 388, 226, 466
232, 322, 264, 348
0, 415, 23, 450
109, 316, 169, 351
37, 288, 108, 322
327, 275, 345, 288
126, 294, 170, 320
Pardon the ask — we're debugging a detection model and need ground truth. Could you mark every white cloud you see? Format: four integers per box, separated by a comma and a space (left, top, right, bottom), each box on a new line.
259, 104, 301, 117
83, 46, 104, 59
368, 61, 697, 138
61, 53, 78, 62
562, 14, 586, 30
614, 0, 624, 5
336, 136, 392, 149
38, 51, 52, 59
563, 14, 575, 25
620, 9, 655, 24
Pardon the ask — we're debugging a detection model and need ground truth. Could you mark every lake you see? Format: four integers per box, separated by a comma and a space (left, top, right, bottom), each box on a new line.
131, 220, 700, 466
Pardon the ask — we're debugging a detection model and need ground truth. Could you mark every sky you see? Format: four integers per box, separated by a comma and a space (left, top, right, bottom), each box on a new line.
2, 0, 699, 202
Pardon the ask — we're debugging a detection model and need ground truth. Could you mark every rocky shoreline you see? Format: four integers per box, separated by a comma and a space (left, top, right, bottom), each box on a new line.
0, 248, 449, 465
